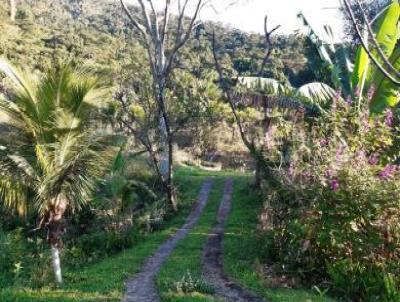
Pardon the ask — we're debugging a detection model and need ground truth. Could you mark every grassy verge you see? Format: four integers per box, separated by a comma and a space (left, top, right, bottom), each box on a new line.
223, 175, 336, 302
0, 167, 208, 302
1, 166, 339, 302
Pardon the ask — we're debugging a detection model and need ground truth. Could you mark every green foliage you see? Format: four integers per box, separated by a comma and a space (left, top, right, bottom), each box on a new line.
65, 229, 136, 267
296, 82, 336, 108
299, 14, 353, 96
370, 0, 399, 60
238, 77, 288, 95
370, 46, 400, 112
0, 228, 53, 288
171, 271, 214, 295
237, 75, 336, 110
303, 1, 400, 112
223, 176, 335, 302
351, 46, 369, 91
364, 0, 400, 112
262, 98, 400, 300
0, 60, 116, 217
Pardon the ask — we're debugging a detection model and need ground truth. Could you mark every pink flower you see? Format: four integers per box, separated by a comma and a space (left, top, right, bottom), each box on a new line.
379, 165, 397, 180
320, 139, 328, 147
288, 164, 295, 178
335, 145, 346, 161
356, 150, 366, 160
330, 179, 340, 191
385, 110, 394, 127
325, 169, 334, 178
301, 171, 313, 181
368, 153, 379, 165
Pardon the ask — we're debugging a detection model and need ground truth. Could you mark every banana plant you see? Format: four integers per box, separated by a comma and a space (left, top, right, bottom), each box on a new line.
300, 1, 400, 113
298, 12, 353, 97
352, 0, 400, 112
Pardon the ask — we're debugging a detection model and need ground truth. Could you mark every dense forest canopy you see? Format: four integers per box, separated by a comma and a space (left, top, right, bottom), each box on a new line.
0, 0, 317, 86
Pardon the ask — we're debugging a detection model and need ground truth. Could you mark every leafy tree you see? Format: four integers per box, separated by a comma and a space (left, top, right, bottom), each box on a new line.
0, 60, 116, 283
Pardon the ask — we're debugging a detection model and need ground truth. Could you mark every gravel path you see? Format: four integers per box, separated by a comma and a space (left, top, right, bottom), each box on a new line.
202, 178, 268, 302
122, 178, 214, 302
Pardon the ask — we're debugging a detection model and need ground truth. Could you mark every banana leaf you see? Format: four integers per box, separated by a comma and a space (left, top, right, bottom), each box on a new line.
370, 46, 400, 112
368, 1, 400, 112
352, 34, 370, 90
367, 1, 399, 85
371, 0, 399, 60
297, 82, 336, 107
237, 77, 290, 95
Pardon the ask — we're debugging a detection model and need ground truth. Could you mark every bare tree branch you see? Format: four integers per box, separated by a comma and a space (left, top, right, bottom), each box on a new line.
164, 0, 204, 76
176, 0, 190, 42
120, 0, 148, 38
137, 0, 153, 35
146, 0, 161, 43
161, 0, 171, 44
115, 91, 165, 184
259, 16, 281, 76
120, 0, 206, 209
211, 31, 253, 151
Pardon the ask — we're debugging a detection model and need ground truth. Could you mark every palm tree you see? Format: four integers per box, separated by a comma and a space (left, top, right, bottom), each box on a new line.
0, 60, 116, 284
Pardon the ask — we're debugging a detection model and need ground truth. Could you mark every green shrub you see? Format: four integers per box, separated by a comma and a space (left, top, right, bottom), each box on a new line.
0, 229, 52, 288
0, 229, 26, 286
65, 229, 136, 267
262, 99, 400, 300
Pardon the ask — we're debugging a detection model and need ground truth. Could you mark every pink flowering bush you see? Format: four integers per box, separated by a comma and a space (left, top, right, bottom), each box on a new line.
262, 98, 400, 300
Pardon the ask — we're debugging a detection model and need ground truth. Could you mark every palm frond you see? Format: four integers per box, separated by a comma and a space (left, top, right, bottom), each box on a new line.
0, 149, 34, 217
8, 154, 36, 179
237, 77, 290, 95
0, 176, 28, 217
0, 58, 39, 124
36, 132, 116, 215
297, 82, 336, 105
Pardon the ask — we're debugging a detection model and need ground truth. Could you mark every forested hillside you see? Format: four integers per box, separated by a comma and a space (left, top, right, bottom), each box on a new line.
1, 0, 399, 301
0, 0, 316, 86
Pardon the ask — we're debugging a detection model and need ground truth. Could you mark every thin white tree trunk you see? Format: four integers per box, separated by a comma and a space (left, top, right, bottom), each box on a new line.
159, 114, 169, 178
51, 245, 63, 284
10, 0, 16, 21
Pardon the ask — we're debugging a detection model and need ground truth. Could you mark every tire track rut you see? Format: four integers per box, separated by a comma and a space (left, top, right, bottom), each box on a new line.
202, 178, 268, 302
122, 178, 214, 302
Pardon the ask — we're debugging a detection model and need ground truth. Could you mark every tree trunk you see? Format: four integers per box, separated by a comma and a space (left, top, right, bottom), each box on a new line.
159, 113, 169, 179
253, 161, 262, 189
156, 84, 177, 211
47, 196, 67, 284
51, 245, 62, 284
10, 0, 16, 21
